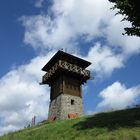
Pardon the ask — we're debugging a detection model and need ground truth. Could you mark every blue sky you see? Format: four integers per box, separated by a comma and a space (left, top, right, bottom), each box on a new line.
0, 0, 140, 135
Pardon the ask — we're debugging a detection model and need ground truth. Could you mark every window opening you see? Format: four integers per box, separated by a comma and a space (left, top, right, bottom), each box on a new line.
71, 99, 74, 105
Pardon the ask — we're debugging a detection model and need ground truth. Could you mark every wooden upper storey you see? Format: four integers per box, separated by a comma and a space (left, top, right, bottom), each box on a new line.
41, 50, 91, 85
42, 50, 91, 72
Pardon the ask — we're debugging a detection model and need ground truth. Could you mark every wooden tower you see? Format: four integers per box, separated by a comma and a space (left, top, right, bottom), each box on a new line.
41, 50, 91, 120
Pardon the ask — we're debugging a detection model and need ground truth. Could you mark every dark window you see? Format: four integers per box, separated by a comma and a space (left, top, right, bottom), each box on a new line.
53, 116, 56, 121
71, 99, 74, 105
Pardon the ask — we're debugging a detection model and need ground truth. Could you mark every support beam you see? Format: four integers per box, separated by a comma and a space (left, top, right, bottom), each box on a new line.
42, 60, 90, 84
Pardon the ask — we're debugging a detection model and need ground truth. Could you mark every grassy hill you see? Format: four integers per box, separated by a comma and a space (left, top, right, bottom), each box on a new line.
1, 107, 140, 140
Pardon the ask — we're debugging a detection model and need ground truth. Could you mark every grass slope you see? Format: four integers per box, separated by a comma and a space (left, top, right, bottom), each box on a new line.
1, 107, 140, 140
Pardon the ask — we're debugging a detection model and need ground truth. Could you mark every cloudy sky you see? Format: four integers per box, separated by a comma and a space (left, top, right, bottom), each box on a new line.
0, 0, 140, 136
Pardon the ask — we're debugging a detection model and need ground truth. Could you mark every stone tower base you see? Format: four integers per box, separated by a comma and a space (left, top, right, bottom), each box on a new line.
48, 94, 84, 120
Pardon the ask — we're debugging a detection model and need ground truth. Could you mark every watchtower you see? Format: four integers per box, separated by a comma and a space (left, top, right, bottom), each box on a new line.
41, 50, 91, 120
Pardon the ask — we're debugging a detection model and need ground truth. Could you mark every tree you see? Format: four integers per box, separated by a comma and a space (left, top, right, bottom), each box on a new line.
109, 0, 140, 37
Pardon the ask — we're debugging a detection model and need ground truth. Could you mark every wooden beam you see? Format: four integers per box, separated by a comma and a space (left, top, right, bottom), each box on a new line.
42, 60, 90, 84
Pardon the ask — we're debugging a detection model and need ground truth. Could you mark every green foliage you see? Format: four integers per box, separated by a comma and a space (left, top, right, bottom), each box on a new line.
1, 107, 140, 140
109, 0, 140, 37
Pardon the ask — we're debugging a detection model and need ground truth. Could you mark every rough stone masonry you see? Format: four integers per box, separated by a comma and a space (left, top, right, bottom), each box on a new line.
48, 94, 83, 120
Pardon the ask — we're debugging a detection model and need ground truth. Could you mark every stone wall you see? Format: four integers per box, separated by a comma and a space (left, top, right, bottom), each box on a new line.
48, 94, 84, 120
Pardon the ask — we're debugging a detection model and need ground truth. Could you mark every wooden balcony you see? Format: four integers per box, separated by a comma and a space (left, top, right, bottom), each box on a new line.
42, 60, 90, 84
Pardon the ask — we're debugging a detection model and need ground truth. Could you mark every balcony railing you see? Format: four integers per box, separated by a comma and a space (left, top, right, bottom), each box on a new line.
42, 60, 90, 83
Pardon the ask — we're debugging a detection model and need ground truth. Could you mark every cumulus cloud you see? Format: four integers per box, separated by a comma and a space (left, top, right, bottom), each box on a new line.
105, 14, 140, 55
20, 0, 115, 51
20, 14, 77, 51
85, 43, 124, 77
0, 125, 19, 136
0, 51, 55, 135
20, 0, 140, 77
97, 81, 140, 111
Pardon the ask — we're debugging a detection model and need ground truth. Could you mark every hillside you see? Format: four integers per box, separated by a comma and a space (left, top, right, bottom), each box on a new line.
1, 107, 140, 140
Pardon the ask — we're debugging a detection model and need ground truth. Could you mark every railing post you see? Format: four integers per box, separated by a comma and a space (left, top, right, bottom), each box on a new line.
42, 61, 90, 83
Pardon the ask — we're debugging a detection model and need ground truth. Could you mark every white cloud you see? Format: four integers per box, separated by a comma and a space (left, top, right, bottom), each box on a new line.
0, 51, 55, 136
20, 14, 77, 52
20, 0, 140, 78
0, 125, 20, 136
20, 0, 115, 51
85, 43, 124, 77
52, 0, 114, 38
105, 14, 140, 55
97, 81, 140, 111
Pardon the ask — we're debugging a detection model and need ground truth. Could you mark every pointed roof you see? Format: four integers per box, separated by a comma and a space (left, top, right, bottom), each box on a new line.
42, 50, 91, 72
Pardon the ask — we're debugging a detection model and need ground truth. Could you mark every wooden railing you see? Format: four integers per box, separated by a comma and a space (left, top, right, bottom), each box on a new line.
42, 60, 90, 82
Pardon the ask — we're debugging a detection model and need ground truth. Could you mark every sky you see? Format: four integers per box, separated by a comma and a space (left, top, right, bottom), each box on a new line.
0, 0, 140, 136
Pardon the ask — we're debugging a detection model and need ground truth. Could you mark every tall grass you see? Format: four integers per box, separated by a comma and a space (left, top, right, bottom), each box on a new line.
1, 107, 140, 140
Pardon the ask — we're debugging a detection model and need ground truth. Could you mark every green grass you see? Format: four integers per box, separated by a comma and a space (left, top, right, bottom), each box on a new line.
1, 107, 140, 140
